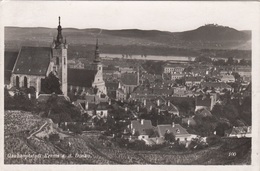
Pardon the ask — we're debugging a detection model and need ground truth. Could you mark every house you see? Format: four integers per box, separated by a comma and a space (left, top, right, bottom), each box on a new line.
195, 94, 217, 111
157, 122, 191, 142
163, 63, 185, 74
201, 82, 233, 92
171, 72, 185, 80
182, 117, 196, 127
225, 126, 251, 138
195, 108, 212, 117
185, 77, 203, 87
129, 119, 154, 140
220, 75, 235, 83
105, 81, 127, 100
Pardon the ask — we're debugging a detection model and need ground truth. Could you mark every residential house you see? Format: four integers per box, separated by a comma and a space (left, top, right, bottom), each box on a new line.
163, 64, 185, 74
157, 122, 191, 142
195, 94, 217, 111
129, 119, 154, 140
195, 108, 212, 117
220, 75, 235, 83
185, 77, 203, 87
201, 82, 233, 92
225, 126, 251, 138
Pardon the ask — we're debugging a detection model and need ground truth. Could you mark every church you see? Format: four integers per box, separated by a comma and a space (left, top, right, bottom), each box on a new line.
6, 17, 107, 98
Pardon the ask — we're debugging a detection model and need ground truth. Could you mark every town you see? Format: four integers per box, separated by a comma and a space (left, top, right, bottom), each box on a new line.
4, 17, 251, 164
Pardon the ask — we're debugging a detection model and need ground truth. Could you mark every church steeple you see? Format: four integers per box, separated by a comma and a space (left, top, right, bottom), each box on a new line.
94, 39, 101, 63
56, 16, 63, 45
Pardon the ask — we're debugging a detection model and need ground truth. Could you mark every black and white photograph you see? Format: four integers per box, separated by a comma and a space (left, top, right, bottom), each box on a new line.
1, 0, 259, 169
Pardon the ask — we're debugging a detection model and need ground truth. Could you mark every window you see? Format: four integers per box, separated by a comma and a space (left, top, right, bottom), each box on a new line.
24, 76, 28, 88
56, 57, 59, 65
64, 58, 66, 65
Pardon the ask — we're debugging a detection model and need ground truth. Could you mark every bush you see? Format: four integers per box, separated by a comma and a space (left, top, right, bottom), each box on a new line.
206, 135, 222, 146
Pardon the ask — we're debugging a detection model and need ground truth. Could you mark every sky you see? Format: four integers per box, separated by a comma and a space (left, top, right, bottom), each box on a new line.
1, 1, 259, 32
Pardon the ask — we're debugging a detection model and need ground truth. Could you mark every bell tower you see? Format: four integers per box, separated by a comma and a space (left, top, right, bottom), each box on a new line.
92, 39, 107, 95
51, 16, 68, 96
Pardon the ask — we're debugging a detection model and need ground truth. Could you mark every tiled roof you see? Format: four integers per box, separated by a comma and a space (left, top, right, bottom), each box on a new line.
226, 126, 251, 135
13, 47, 51, 76
196, 108, 212, 117
105, 81, 119, 90
68, 68, 97, 87
201, 82, 232, 89
121, 73, 138, 86
157, 124, 189, 137
131, 120, 153, 135
195, 96, 211, 108
5, 51, 18, 71
185, 76, 203, 82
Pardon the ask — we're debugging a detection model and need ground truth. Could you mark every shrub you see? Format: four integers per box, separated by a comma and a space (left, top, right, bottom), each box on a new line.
206, 135, 222, 146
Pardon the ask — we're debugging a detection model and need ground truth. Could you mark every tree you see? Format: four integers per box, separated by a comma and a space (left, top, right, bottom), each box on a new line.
164, 132, 175, 143
227, 57, 234, 65
41, 72, 62, 94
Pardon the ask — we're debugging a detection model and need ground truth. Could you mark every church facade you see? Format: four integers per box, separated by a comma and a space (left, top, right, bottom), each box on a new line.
8, 17, 106, 98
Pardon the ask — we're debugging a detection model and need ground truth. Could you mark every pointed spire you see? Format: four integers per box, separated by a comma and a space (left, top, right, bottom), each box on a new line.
56, 16, 63, 46
94, 38, 100, 62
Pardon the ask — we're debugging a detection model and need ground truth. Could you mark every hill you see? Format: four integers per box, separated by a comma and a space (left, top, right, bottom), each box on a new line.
4, 110, 251, 164
4, 25, 251, 58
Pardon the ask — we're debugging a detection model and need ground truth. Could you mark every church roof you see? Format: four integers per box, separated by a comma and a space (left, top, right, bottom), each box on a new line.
12, 46, 52, 76
5, 51, 18, 84
68, 68, 97, 87
121, 73, 138, 86
5, 51, 18, 71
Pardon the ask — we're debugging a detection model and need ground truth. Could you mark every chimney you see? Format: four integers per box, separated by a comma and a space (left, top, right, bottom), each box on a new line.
132, 128, 135, 135
143, 99, 146, 107
36, 92, 39, 99
137, 106, 139, 112
108, 99, 111, 105
158, 109, 161, 114
167, 101, 170, 107
172, 122, 175, 127
149, 105, 152, 111
141, 119, 144, 125
28, 93, 31, 99
157, 99, 160, 106
125, 107, 128, 112
247, 126, 251, 133
187, 119, 190, 127
85, 102, 89, 110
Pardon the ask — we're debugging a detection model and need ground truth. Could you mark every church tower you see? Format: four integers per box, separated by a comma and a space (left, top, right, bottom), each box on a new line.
51, 16, 68, 96
92, 39, 107, 95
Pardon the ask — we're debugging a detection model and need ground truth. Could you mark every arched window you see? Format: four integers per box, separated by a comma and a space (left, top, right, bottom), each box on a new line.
24, 76, 28, 88
56, 57, 59, 65
16, 76, 20, 88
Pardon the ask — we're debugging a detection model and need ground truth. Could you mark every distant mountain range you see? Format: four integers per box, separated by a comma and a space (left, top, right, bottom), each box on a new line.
5, 24, 251, 58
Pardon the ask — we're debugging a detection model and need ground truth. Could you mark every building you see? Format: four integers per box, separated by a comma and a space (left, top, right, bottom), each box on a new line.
220, 75, 235, 83
120, 72, 139, 96
170, 72, 185, 80
163, 64, 185, 74
129, 119, 154, 140
225, 126, 251, 138
201, 82, 233, 92
185, 77, 203, 87
9, 17, 68, 96
68, 39, 107, 96
157, 123, 191, 142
